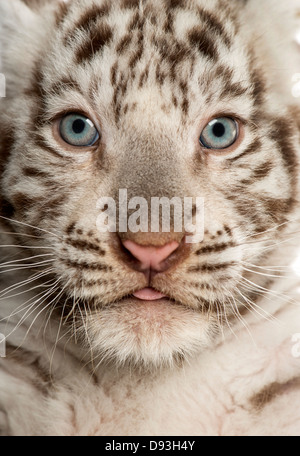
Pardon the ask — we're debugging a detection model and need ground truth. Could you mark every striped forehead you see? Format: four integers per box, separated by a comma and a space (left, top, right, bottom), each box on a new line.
42, 0, 255, 123
57, 0, 236, 57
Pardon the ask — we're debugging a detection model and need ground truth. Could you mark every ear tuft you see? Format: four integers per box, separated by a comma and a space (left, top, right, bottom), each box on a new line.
0, 0, 64, 96
0, 0, 36, 32
241, 0, 300, 105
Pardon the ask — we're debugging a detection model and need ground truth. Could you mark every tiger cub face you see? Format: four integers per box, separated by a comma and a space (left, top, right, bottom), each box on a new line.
0, 0, 299, 367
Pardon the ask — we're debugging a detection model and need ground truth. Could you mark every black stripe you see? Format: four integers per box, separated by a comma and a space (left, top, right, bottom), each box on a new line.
128, 11, 145, 31
65, 238, 106, 256
0, 126, 15, 180
248, 53, 266, 106
121, 0, 140, 8
198, 7, 232, 48
166, 0, 184, 9
188, 27, 218, 61
220, 81, 248, 99
48, 77, 82, 97
262, 196, 294, 219
214, 64, 247, 99
5, 343, 51, 394
195, 242, 235, 255
224, 225, 232, 236
226, 138, 262, 164
240, 161, 273, 184
22, 166, 52, 179
64, 4, 111, 44
249, 377, 300, 411
66, 222, 76, 235
75, 24, 113, 64
116, 34, 133, 55
34, 134, 64, 159
269, 117, 298, 176
79, 278, 108, 287
192, 281, 219, 291
55, 1, 70, 28
11, 192, 39, 212
61, 258, 111, 272
188, 262, 235, 273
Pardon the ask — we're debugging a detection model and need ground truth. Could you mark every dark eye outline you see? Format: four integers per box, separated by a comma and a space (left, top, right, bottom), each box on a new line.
58, 112, 100, 148
199, 117, 239, 150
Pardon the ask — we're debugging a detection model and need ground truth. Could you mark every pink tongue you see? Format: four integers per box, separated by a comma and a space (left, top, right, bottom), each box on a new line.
133, 288, 166, 301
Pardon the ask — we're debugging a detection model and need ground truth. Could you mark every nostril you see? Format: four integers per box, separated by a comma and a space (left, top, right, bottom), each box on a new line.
122, 240, 180, 272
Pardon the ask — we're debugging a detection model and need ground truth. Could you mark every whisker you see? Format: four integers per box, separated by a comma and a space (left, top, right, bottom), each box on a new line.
2, 291, 52, 335
227, 291, 257, 346
238, 274, 277, 293
0, 230, 50, 240
241, 266, 287, 279
239, 282, 288, 312
235, 287, 279, 324
241, 261, 293, 272
43, 285, 67, 342
214, 291, 231, 340
214, 288, 242, 341
3, 281, 61, 342
240, 232, 300, 250
20, 279, 63, 340
77, 301, 95, 371
239, 279, 274, 296
0, 215, 61, 239
0, 260, 55, 276
0, 253, 55, 268
237, 275, 299, 308
0, 267, 55, 299
238, 275, 300, 308
0, 277, 58, 319
240, 218, 298, 240
45, 280, 73, 371
0, 244, 55, 250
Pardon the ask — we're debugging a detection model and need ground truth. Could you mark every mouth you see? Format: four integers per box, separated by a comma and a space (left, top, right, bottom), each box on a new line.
131, 287, 168, 301
122, 283, 197, 311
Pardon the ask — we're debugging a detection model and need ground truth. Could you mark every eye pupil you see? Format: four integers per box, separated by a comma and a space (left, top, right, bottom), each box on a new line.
212, 122, 225, 138
59, 113, 100, 147
72, 119, 85, 134
199, 117, 238, 150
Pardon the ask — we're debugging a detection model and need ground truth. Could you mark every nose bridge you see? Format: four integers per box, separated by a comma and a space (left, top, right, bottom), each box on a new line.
117, 131, 181, 197
114, 131, 187, 243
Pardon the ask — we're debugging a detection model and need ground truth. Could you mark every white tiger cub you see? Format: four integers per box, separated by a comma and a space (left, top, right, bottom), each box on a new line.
0, 0, 300, 436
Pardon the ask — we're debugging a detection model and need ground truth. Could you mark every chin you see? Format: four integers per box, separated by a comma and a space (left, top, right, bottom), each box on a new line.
83, 298, 218, 369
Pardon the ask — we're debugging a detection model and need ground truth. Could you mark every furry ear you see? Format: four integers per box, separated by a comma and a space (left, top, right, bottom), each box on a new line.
0, 0, 38, 42
0, 0, 68, 35
241, 0, 300, 105
0, 0, 64, 96
21, 0, 59, 8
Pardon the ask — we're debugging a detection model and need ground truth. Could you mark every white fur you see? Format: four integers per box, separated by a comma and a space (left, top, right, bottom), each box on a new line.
0, 0, 300, 436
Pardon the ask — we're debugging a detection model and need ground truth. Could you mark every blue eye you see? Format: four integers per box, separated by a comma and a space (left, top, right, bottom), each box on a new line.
200, 117, 238, 149
59, 113, 100, 147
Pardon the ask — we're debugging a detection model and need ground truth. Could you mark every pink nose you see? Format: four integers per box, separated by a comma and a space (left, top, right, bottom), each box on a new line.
122, 240, 180, 272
